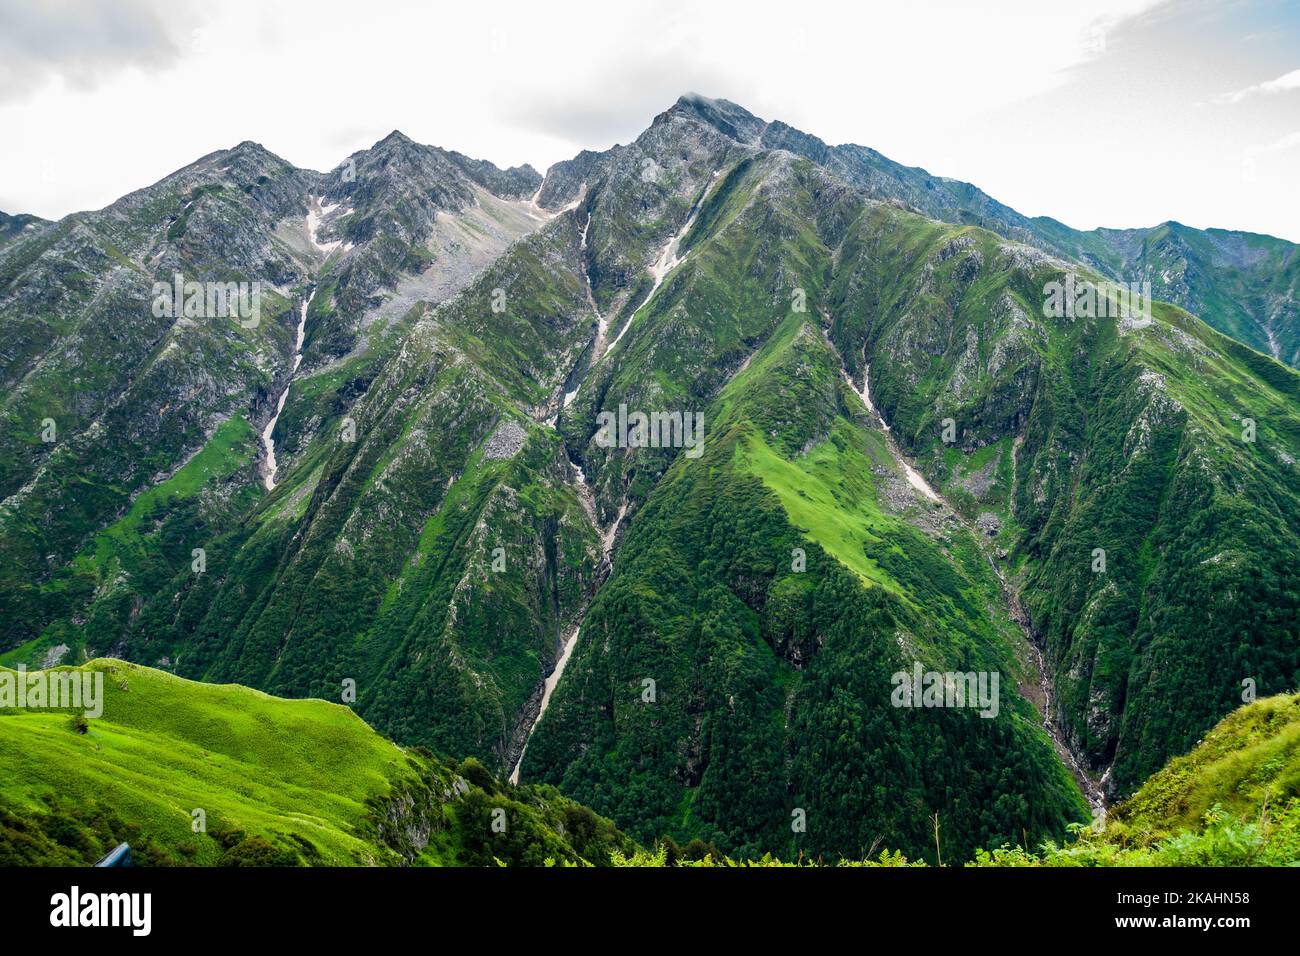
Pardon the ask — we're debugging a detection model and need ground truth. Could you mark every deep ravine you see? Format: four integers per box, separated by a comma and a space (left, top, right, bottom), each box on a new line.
509, 622, 582, 785
512, 180, 699, 781
513, 173, 740, 785
833, 330, 1108, 818
507, 459, 622, 785
602, 170, 717, 358
261, 288, 313, 491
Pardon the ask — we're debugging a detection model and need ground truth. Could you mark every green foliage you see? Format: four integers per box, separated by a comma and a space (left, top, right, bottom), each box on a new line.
4, 101, 1297, 869
0, 660, 634, 866
526, 305, 1085, 862
973, 693, 1300, 866
829, 206, 1300, 794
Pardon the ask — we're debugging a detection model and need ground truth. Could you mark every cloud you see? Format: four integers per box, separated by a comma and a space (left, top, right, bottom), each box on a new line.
2, 0, 1298, 242
1213, 66, 1300, 104
0, 0, 201, 102
488, 5, 749, 153
494, 53, 745, 150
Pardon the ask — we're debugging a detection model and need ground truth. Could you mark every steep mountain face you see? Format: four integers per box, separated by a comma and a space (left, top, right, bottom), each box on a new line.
139, 212, 601, 769
0, 132, 555, 661
520, 132, 1089, 858
1, 95, 1296, 862
262, 130, 546, 476
1013, 218, 1300, 368
678, 94, 1300, 369
524, 104, 1297, 848
0, 141, 316, 649
823, 205, 1300, 794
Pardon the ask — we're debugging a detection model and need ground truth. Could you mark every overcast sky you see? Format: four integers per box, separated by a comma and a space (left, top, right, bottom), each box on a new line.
2, 0, 1297, 241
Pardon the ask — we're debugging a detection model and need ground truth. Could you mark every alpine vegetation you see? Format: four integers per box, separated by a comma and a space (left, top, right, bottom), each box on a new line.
1, 89, 1297, 871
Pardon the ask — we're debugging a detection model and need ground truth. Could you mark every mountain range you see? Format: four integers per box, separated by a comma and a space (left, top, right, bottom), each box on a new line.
1, 94, 1296, 862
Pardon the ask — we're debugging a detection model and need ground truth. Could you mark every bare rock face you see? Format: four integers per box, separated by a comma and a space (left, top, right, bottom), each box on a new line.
975, 512, 1001, 537
0, 210, 48, 250
41, 643, 69, 668
483, 420, 527, 460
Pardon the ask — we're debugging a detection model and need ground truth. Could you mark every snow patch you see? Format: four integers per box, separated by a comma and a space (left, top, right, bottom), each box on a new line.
305, 197, 343, 255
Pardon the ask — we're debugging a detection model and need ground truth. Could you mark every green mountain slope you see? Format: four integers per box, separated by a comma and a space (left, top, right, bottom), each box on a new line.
523, 145, 1092, 860
603, 692, 1300, 866
974, 691, 1300, 866
2, 94, 1296, 865
119, 210, 602, 774
1033, 220, 1300, 367
527, 309, 1088, 861
824, 203, 1300, 793
524, 105, 1295, 847
1114, 690, 1300, 838
670, 94, 1300, 368
0, 143, 312, 647
0, 660, 632, 866
0, 131, 550, 659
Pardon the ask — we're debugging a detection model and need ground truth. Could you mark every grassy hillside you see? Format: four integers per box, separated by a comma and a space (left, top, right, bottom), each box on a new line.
1, 660, 1294, 868
971, 691, 1300, 866
0, 660, 633, 866
1108, 691, 1300, 839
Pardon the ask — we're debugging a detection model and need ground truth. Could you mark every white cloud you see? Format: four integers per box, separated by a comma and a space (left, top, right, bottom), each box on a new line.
0, 0, 1297, 243
1213, 66, 1300, 104
0, 0, 201, 102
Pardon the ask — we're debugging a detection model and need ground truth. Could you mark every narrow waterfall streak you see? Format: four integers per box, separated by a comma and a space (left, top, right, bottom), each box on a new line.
510, 182, 713, 778
509, 624, 581, 784
604, 173, 716, 356
565, 212, 608, 409
262, 291, 311, 491
832, 324, 1105, 813
841, 364, 940, 503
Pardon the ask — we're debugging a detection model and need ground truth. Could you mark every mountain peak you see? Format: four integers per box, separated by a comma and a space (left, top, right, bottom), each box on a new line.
374, 129, 415, 149
171, 139, 292, 183
224, 139, 279, 161
667, 92, 767, 144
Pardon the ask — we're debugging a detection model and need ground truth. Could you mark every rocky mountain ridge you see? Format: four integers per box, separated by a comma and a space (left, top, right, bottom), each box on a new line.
1, 95, 1295, 861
